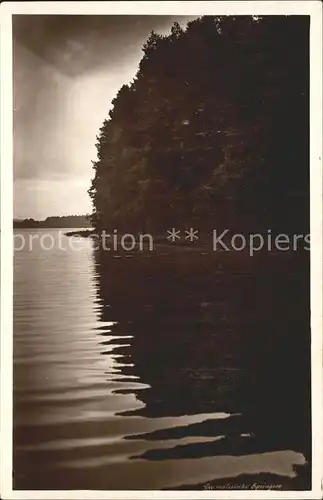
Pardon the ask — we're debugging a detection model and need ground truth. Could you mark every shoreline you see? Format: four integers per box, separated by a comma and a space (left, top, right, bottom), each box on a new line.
64, 229, 310, 259
65, 229, 95, 237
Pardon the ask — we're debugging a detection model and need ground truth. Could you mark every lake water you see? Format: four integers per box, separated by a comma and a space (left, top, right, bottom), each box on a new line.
13, 229, 311, 490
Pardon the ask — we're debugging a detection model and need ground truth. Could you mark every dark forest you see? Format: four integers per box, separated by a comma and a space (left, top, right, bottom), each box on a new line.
88, 16, 309, 235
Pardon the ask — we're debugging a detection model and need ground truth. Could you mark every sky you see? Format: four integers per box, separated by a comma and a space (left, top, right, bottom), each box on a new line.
13, 15, 196, 220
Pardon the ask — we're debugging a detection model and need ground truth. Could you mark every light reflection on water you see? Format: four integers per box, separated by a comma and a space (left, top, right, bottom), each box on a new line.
13, 230, 311, 490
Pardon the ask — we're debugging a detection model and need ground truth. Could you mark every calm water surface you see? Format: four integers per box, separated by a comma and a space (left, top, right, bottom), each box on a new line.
13, 229, 311, 490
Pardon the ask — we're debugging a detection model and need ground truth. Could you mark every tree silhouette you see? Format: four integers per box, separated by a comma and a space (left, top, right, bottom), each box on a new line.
89, 16, 309, 235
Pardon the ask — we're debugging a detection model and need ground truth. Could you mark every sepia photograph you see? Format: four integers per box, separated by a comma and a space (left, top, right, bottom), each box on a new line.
0, 1, 322, 498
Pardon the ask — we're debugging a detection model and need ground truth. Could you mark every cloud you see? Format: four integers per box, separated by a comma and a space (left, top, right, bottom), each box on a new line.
13, 15, 195, 217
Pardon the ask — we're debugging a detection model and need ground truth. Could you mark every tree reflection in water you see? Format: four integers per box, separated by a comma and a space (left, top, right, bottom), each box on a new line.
93, 247, 311, 489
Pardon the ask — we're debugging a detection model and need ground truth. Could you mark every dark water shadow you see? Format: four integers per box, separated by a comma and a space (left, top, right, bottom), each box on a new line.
93, 247, 311, 489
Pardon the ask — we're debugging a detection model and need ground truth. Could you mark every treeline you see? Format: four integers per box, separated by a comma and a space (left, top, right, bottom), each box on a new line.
13, 215, 92, 228
89, 16, 309, 234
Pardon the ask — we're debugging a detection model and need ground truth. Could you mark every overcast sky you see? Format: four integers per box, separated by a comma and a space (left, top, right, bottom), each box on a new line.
13, 15, 195, 219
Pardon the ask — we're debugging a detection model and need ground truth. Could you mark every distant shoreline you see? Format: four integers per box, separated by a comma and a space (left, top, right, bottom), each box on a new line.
14, 225, 93, 230
13, 215, 91, 229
